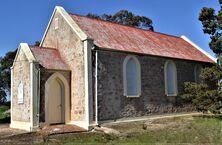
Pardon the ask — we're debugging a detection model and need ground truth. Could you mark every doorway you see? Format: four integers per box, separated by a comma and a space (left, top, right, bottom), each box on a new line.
45, 72, 70, 125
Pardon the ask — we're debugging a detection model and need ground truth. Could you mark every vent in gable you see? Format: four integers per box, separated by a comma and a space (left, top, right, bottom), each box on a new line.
55, 18, 59, 30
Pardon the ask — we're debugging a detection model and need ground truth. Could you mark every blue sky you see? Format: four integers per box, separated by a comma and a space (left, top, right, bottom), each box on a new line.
0, 0, 220, 57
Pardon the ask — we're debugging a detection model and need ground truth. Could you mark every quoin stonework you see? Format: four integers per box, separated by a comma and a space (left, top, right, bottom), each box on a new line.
10, 6, 216, 131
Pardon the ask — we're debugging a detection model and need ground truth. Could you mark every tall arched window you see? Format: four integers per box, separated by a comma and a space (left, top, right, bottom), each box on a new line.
164, 60, 177, 96
194, 65, 202, 83
123, 55, 141, 97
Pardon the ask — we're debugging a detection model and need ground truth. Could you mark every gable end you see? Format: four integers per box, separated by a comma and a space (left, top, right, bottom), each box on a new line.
40, 6, 88, 47
12, 43, 36, 69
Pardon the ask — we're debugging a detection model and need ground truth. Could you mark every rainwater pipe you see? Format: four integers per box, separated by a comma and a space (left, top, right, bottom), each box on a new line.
37, 65, 41, 128
93, 47, 99, 126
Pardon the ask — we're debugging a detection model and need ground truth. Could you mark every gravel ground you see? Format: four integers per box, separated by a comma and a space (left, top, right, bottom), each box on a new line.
0, 124, 27, 139
0, 124, 86, 145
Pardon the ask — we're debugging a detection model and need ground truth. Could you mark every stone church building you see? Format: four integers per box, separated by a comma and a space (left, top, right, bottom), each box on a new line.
10, 6, 216, 131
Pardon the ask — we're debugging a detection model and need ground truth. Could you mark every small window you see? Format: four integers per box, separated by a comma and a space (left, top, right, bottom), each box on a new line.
55, 18, 59, 30
17, 82, 24, 104
194, 65, 202, 83
164, 60, 178, 96
123, 55, 141, 97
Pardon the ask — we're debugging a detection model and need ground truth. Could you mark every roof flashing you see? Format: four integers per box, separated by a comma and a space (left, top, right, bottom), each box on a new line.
181, 35, 216, 63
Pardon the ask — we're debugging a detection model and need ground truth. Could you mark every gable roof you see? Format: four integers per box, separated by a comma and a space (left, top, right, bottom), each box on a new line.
40, 6, 88, 46
30, 46, 69, 70
69, 13, 215, 63
11, 43, 36, 69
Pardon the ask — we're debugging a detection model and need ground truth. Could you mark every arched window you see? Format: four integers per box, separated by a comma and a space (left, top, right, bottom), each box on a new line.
194, 65, 202, 83
164, 60, 177, 96
123, 55, 141, 97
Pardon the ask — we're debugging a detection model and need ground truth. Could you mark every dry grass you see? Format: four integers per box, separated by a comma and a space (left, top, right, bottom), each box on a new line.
0, 115, 221, 145
48, 116, 222, 145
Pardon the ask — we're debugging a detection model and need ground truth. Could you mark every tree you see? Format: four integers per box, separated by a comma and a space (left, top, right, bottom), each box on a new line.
219, 0, 222, 8
0, 50, 17, 103
182, 5, 222, 114
34, 41, 40, 46
198, 7, 222, 56
86, 10, 154, 31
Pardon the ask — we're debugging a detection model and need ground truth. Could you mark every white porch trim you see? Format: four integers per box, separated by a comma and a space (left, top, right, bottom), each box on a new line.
10, 44, 39, 131
30, 61, 34, 129
11, 43, 36, 69
10, 68, 13, 123
29, 61, 39, 130
68, 121, 92, 130
83, 39, 94, 129
10, 121, 32, 131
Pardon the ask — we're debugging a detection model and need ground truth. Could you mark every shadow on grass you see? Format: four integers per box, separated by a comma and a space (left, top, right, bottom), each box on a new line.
0, 117, 10, 124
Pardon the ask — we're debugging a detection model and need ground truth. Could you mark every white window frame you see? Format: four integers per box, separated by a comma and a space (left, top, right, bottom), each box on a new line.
164, 60, 178, 96
123, 55, 141, 97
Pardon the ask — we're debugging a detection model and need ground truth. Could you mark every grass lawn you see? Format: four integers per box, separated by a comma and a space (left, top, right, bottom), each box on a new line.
0, 105, 10, 123
0, 105, 9, 119
45, 116, 222, 145
1, 115, 221, 145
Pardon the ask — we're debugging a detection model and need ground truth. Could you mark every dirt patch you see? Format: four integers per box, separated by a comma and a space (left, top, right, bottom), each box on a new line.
0, 124, 87, 145
40, 124, 86, 135
0, 124, 27, 139
0, 124, 39, 145
104, 116, 194, 134
1, 132, 43, 145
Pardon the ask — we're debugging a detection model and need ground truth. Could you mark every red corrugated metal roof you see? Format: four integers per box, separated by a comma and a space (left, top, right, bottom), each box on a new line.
30, 46, 69, 70
69, 13, 214, 63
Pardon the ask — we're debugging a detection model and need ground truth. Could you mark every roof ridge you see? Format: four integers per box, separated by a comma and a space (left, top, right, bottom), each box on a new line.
68, 13, 181, 39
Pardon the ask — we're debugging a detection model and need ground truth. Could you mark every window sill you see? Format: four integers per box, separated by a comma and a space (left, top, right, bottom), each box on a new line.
166, 94, 178, 97
126, 95, 140, 98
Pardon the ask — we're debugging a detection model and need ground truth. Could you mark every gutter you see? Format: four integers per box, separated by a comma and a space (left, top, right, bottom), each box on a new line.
95, 49, 98, 125
37, 65, 41, 128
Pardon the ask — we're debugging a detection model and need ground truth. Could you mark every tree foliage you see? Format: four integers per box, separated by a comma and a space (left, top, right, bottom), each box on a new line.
0, 50, 17, 103
183, 82, 222, 114
34, 41, 40, 46
183, 5, 222, 114
86, 10, 154, 31
199, 7, 222, 55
